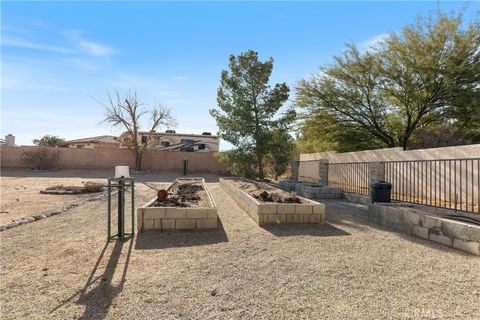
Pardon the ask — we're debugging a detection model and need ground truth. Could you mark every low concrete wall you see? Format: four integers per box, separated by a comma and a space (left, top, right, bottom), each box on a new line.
220, 178, 325, 225
137, 179, 218, 231
278, 181, 343, 200
368, 204, 480, 255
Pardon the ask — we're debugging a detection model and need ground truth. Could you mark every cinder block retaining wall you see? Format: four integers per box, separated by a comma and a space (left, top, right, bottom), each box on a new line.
220, 178, 325, 225
278, 181, 343, 200
369, 204, 480, 255
0, 146, 227, 173
137, 179, 218, 231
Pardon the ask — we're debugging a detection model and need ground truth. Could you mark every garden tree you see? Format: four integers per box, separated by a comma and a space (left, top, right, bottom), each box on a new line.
102, 91, 175, 171
265, 129, 296, 179
210, 50, 296, 179
32, 135, 65, 147
296, 12, 480, 151
379, 13, 480, 149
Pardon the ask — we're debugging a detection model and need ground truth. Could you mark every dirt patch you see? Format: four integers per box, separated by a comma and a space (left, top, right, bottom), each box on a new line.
230, 179, 301, 203
40, 182, 104, 195
153, 180, 210, 208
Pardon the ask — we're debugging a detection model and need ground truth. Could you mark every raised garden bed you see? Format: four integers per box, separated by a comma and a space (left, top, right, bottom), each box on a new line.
220, 178, 325, 225
137, 178, 218, 231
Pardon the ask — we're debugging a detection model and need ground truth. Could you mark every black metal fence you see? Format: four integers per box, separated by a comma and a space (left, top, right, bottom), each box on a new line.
384, 158, 480, 213
327, 162, 370, 195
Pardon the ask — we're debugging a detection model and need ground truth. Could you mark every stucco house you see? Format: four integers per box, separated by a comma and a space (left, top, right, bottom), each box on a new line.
60, 135, 120, 149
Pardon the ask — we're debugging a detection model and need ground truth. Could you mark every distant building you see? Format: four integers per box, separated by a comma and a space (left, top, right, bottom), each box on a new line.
60, 135, 120, 149
0, 134, 17, 147
119, 130, 219, 152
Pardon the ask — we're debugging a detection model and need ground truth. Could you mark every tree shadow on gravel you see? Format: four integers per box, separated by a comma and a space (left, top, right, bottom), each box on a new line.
135, 222, 229, 250
262, 223, 350, 237
51, 240, 133, 320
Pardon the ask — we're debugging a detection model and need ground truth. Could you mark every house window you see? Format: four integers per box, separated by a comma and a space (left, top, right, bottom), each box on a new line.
198, 144, 206, 150
76, 144, 85, 149
181, 139, 194, 144
161, 141, 170, 147
141, 136, 148, 144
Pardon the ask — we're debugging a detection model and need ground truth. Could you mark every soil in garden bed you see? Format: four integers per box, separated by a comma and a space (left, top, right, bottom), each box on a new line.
152, 180, 210, 208
230, 179, 301, 204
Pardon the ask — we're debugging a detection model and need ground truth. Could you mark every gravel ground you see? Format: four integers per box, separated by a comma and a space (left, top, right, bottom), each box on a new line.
1, 172, 479, 319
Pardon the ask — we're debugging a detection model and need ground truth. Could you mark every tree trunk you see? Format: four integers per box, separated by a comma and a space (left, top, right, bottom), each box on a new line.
134, 151, 143, 172
257, 154, 264, 179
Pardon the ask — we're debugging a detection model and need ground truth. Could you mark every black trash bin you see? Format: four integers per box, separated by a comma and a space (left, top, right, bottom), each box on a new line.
371, 181, 392, 203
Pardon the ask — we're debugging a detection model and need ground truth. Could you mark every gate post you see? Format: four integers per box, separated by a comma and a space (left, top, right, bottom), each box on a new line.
318, 160, 329, 186
369, 162, 385, 184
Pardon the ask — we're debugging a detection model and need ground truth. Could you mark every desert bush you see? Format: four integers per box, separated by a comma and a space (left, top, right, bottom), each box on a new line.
22, 147, 60, 170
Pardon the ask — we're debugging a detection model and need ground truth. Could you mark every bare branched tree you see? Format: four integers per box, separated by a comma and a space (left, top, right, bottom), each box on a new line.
102, 90, 176, 171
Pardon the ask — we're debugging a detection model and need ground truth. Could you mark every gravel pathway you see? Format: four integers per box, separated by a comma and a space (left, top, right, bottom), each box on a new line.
1, 183, 479, 319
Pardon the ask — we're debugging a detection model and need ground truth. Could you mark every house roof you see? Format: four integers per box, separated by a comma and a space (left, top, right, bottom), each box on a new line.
61, 135, 119, 145
120, 131, 218, 139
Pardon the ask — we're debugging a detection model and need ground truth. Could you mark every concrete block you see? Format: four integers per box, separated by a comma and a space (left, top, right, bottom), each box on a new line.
441, 220, 480, 242
175, 219, 197, 229
278, 204, 295, 214
330, 188, 342, 194
207, 208, 218, 219
413, 226, 429, 239
143, 219, 154, 230
197, 218, 218, 229
154, 219, 162, 229
258, 204, 278, 214
166, 208, 187, 219
161, 219, 176, 229
404, 211, 421, 226
429, 233, 452, 247
286, 214, 303, 223
313, 205, 325, 215
423, 216, 441, 229
144, 208, 166, 220
187, 208, 208, 219
295, 204, 313, 214
453, 239, 480, 255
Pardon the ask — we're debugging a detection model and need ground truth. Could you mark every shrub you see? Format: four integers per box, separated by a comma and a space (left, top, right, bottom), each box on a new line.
22, 147, 60, 170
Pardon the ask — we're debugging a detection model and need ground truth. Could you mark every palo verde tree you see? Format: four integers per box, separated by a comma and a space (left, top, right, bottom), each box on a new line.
32, 135, 65, 147
296, 12, 480, 151
102, 91, 175, 171
210, 50, 296, 179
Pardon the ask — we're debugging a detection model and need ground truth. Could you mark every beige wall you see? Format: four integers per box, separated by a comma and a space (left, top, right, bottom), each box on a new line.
65, 142, 118, 149
0, 146, 226, 173
300, 144, 480, 162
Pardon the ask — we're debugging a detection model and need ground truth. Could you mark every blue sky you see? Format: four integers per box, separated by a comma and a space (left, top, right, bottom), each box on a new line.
1, 1, 478, 148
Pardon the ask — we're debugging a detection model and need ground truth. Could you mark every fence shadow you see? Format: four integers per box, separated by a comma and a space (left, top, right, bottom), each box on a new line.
135, 222, 229, 250
262, 223, 350, 237
50, 240, 133, 319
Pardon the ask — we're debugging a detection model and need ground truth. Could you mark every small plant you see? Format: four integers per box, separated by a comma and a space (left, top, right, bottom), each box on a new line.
22, 147, 59, 170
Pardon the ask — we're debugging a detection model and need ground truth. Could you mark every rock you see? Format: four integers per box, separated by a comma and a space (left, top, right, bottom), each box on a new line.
0, 224, 6, 231
210, 288, 218, 296
27, 217, 35, 223
6, 222, 18, 229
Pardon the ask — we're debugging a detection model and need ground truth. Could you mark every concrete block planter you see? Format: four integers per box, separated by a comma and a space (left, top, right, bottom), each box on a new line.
369, 203, 480, 255
137, 178, 218, 232
278, 181, 343, 200
220, 178, 325, 226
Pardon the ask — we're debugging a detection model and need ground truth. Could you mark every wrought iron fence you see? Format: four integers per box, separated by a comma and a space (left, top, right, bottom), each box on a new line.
384, 158, 480, 213
327, 162, 370, 195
